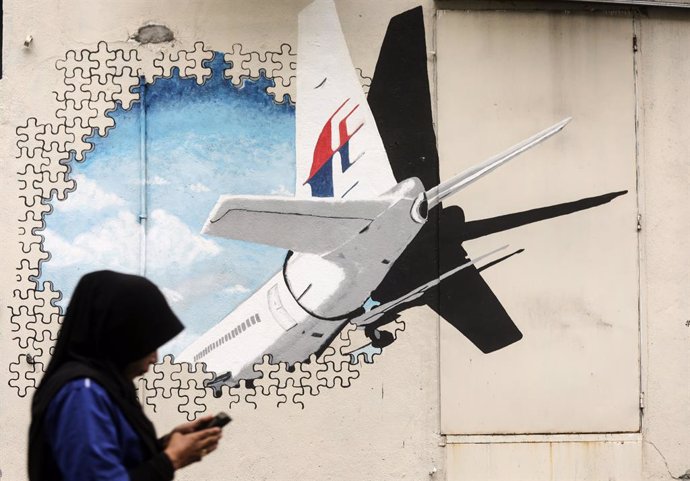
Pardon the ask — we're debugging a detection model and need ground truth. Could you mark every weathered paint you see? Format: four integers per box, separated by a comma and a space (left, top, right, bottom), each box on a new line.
0, 1, 687, 481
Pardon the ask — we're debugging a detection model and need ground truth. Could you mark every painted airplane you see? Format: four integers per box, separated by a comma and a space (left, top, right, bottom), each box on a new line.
177, 0, 573, 386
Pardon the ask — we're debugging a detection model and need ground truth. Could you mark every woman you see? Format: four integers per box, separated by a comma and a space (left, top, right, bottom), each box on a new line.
28, 270, 222, 481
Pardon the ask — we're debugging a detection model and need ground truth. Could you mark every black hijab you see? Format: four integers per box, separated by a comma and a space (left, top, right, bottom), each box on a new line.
28, 270, 184, 480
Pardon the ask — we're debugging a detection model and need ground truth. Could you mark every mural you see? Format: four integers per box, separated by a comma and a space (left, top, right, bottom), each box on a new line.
41, 56, 296, 358
178, 0, 626, 390
8, 0, 627, 413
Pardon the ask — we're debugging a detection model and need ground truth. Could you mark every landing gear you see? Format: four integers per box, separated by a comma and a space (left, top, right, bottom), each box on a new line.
366, 327, 394, 348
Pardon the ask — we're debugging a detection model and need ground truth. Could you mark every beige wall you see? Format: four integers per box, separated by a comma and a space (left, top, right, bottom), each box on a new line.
0, 1, 687, 480
638, 9, 690, 479
437, 4, 689, 481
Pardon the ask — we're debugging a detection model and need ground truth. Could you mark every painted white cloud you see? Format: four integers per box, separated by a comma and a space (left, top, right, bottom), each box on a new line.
147, 176, 170, 185
44, 211, 140, 271
56, 174, 126, 212
161, 287, 184, 304
189, 183, 210, 193
147, 209, 221, 268
46, 208, 219, 276
224, 284, 250, 294
270, 184, 292, 196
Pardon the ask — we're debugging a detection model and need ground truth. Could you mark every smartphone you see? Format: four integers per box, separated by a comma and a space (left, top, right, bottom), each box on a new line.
196, 412, 232, 431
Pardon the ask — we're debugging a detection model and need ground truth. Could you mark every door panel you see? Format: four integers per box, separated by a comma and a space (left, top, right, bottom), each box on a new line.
437, 10, 640, 434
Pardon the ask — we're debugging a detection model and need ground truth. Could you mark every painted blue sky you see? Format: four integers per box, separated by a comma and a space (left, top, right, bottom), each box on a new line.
42, 55, 296, 356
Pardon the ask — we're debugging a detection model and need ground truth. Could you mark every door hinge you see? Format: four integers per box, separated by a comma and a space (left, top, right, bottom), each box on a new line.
637, 213, 642, 231
633, 34, 638, 52
640, 391, 645, 410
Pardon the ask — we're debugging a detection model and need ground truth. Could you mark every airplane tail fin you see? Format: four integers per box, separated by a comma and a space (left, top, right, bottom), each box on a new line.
203, 195, 389, 254
426, 118, 571, 209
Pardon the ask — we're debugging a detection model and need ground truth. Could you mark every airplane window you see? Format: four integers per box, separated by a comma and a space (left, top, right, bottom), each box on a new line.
251, 315, 257, 325
256, 313, 262, 323
241, 323, 246, 332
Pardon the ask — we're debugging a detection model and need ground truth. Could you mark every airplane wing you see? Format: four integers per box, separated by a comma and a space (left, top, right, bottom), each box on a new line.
295, 0, 397, 200
203, 195, 390, 254
352, 245, 509, 327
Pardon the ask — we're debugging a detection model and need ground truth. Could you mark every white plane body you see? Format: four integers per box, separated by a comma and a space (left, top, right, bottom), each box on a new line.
177, 0, 570, 384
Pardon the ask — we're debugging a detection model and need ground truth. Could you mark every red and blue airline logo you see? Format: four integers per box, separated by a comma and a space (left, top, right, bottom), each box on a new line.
304, 98, 363, 197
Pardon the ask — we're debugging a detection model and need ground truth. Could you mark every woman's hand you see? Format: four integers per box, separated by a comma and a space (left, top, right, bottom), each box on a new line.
160, 415, 214, 448
171, 415, 214, 435
163, 427, 222, 470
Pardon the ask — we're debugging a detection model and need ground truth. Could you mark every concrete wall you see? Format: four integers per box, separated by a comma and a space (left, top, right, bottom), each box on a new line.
637, 9, 690, 479
0, 1, 687, 480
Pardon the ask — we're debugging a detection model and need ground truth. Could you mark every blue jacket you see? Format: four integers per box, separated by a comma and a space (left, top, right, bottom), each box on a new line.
45, 378, 173, 481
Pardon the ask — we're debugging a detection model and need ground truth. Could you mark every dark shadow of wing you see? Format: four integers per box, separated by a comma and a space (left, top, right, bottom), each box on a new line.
433, 242, 523, 353
368, 6, 523, 352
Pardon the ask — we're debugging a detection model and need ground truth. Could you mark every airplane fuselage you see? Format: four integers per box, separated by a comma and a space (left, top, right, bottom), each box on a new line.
284, 177, 427, 319
178, 177, 428, 382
